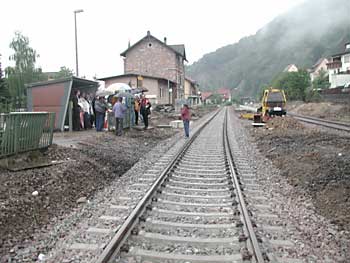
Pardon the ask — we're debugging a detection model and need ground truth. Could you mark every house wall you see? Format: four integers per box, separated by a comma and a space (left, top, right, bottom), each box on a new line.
184, 80, 199, 99
310, 59, 329, 82
104, 76, 137, 89
124, 38, 178, 83
123, 37, 185, 99
142, 78, 158, 99
329, 73, 350, 88
184, 79, 191, 99
328, 53, 350, 88
158, 79, 171, 104
341, 54, 350, 72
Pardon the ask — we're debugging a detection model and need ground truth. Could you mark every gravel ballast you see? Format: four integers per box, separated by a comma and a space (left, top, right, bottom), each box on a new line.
229, 107, 350, 262
0, 108, 215, 263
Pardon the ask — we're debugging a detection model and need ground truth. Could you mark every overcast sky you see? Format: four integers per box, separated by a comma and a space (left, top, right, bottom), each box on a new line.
1, 0, 305, 79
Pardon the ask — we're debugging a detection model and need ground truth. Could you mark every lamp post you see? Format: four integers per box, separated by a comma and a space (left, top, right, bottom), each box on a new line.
74, 9, 84, 77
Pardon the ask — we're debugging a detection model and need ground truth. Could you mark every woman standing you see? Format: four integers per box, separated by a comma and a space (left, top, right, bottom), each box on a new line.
134, 96, 140, 125
181, 103, 190, 138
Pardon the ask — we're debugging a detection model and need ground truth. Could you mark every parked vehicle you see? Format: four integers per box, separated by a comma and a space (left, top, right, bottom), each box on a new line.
255, 88, 287, 123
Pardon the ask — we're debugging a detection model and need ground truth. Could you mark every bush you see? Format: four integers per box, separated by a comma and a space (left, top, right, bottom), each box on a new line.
304, 89, 323, 102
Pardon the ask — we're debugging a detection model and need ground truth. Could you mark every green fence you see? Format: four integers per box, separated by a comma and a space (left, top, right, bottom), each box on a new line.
0, 112, 55, 158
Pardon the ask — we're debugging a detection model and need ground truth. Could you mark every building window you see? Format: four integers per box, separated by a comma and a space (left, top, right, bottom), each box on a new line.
344, 55, 350, 63
148, 43, 152, 47
159, 87, 163, 98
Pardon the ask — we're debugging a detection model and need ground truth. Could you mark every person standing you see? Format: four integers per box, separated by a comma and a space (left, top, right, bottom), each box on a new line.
88, 93, 95, 128
78, 93, 85, 129
72, 90, 81, 131
112, 97, 127, 136
134, 96, 140, 125
181, 103, 190, 138
83, 93, 92, 129
94, 96, 108, 132
140, 95, 151, 129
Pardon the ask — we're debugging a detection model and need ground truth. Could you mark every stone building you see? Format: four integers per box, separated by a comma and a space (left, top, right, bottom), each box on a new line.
99, 31, 187, 105
184, 77, 200, 106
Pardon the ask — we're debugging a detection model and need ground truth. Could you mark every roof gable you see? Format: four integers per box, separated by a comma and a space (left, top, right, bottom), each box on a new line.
201, 91, 213, 100
217, 88, 230, 95
169, 44, 186, 59
120, 32, 187, 61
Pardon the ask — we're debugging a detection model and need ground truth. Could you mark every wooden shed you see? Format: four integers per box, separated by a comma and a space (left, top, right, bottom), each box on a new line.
26, 77, 99, 131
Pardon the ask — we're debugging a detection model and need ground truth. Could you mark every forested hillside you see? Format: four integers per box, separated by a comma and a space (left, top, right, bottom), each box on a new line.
187, 0, 350, 97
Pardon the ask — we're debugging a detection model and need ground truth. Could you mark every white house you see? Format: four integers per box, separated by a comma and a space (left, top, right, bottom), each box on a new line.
283, 64, 298, 72
310, 58, 329, 82
327, 42, 350, 88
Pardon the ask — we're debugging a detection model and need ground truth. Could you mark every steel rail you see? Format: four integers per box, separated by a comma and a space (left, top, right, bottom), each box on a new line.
223, 108, 265, 263
95, 109, 221, 263
289, 113, 350, 132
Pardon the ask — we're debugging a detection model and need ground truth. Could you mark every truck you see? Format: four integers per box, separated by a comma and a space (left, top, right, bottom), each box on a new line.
255, 88, 287, 123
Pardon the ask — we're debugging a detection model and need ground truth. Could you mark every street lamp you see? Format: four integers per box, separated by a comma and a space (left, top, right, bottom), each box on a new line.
74, 9, 84, 77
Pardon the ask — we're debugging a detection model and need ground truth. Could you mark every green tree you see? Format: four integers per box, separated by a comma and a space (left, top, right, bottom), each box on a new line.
5, 32, 44, 98
271, 70, 310, 101
312, 69, 329, 90
211, 93, 223, 104
55, 66, 74, 79
0, 55, 10, 99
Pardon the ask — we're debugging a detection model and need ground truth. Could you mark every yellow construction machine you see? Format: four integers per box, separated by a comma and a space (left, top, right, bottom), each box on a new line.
254, 88, 287, 123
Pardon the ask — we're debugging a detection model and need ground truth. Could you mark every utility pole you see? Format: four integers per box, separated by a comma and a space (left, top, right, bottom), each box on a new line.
74, 9, 84, 77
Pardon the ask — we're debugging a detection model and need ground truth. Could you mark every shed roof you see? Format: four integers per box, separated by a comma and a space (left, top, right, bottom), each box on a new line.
26, 76, 98, 88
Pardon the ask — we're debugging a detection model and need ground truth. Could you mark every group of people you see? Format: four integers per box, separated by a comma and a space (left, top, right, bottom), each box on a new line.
72, 90, 108, 132
112, 94, 151, 136
72, 90, 152, 135
72, 90, 190, 138
133, 95, 151, 129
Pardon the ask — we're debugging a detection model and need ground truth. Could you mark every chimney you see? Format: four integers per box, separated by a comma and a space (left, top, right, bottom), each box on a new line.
164, 37, 167, 44
147, 30, 150, 36
128, 40, 131, 48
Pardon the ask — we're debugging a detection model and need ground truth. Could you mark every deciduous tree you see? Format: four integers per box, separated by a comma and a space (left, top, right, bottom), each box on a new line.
55, 66, 74, 79
271, 70, 310, 101
312, 69, 329, 90
5, 32, 44, 98
0, 55, 10, 99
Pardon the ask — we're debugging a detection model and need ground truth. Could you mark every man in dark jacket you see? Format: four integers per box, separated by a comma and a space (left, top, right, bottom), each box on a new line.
140, 95, 151, 129
94, 96, 108, 131
72, 90, 81, 131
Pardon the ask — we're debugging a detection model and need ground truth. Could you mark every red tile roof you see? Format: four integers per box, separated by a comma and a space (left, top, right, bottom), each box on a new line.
201, 91, 213, 100
217, 88, 231, 99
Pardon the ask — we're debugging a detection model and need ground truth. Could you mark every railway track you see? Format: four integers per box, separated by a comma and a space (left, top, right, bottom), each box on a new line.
289, 113, 350, 132
96, 107, 301, 263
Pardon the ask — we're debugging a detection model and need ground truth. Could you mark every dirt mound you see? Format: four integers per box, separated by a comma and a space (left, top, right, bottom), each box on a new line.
265, 116, 305, 130
248, 120, 350, 230
0, 128, 176, 258
290, 102, 350, 122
